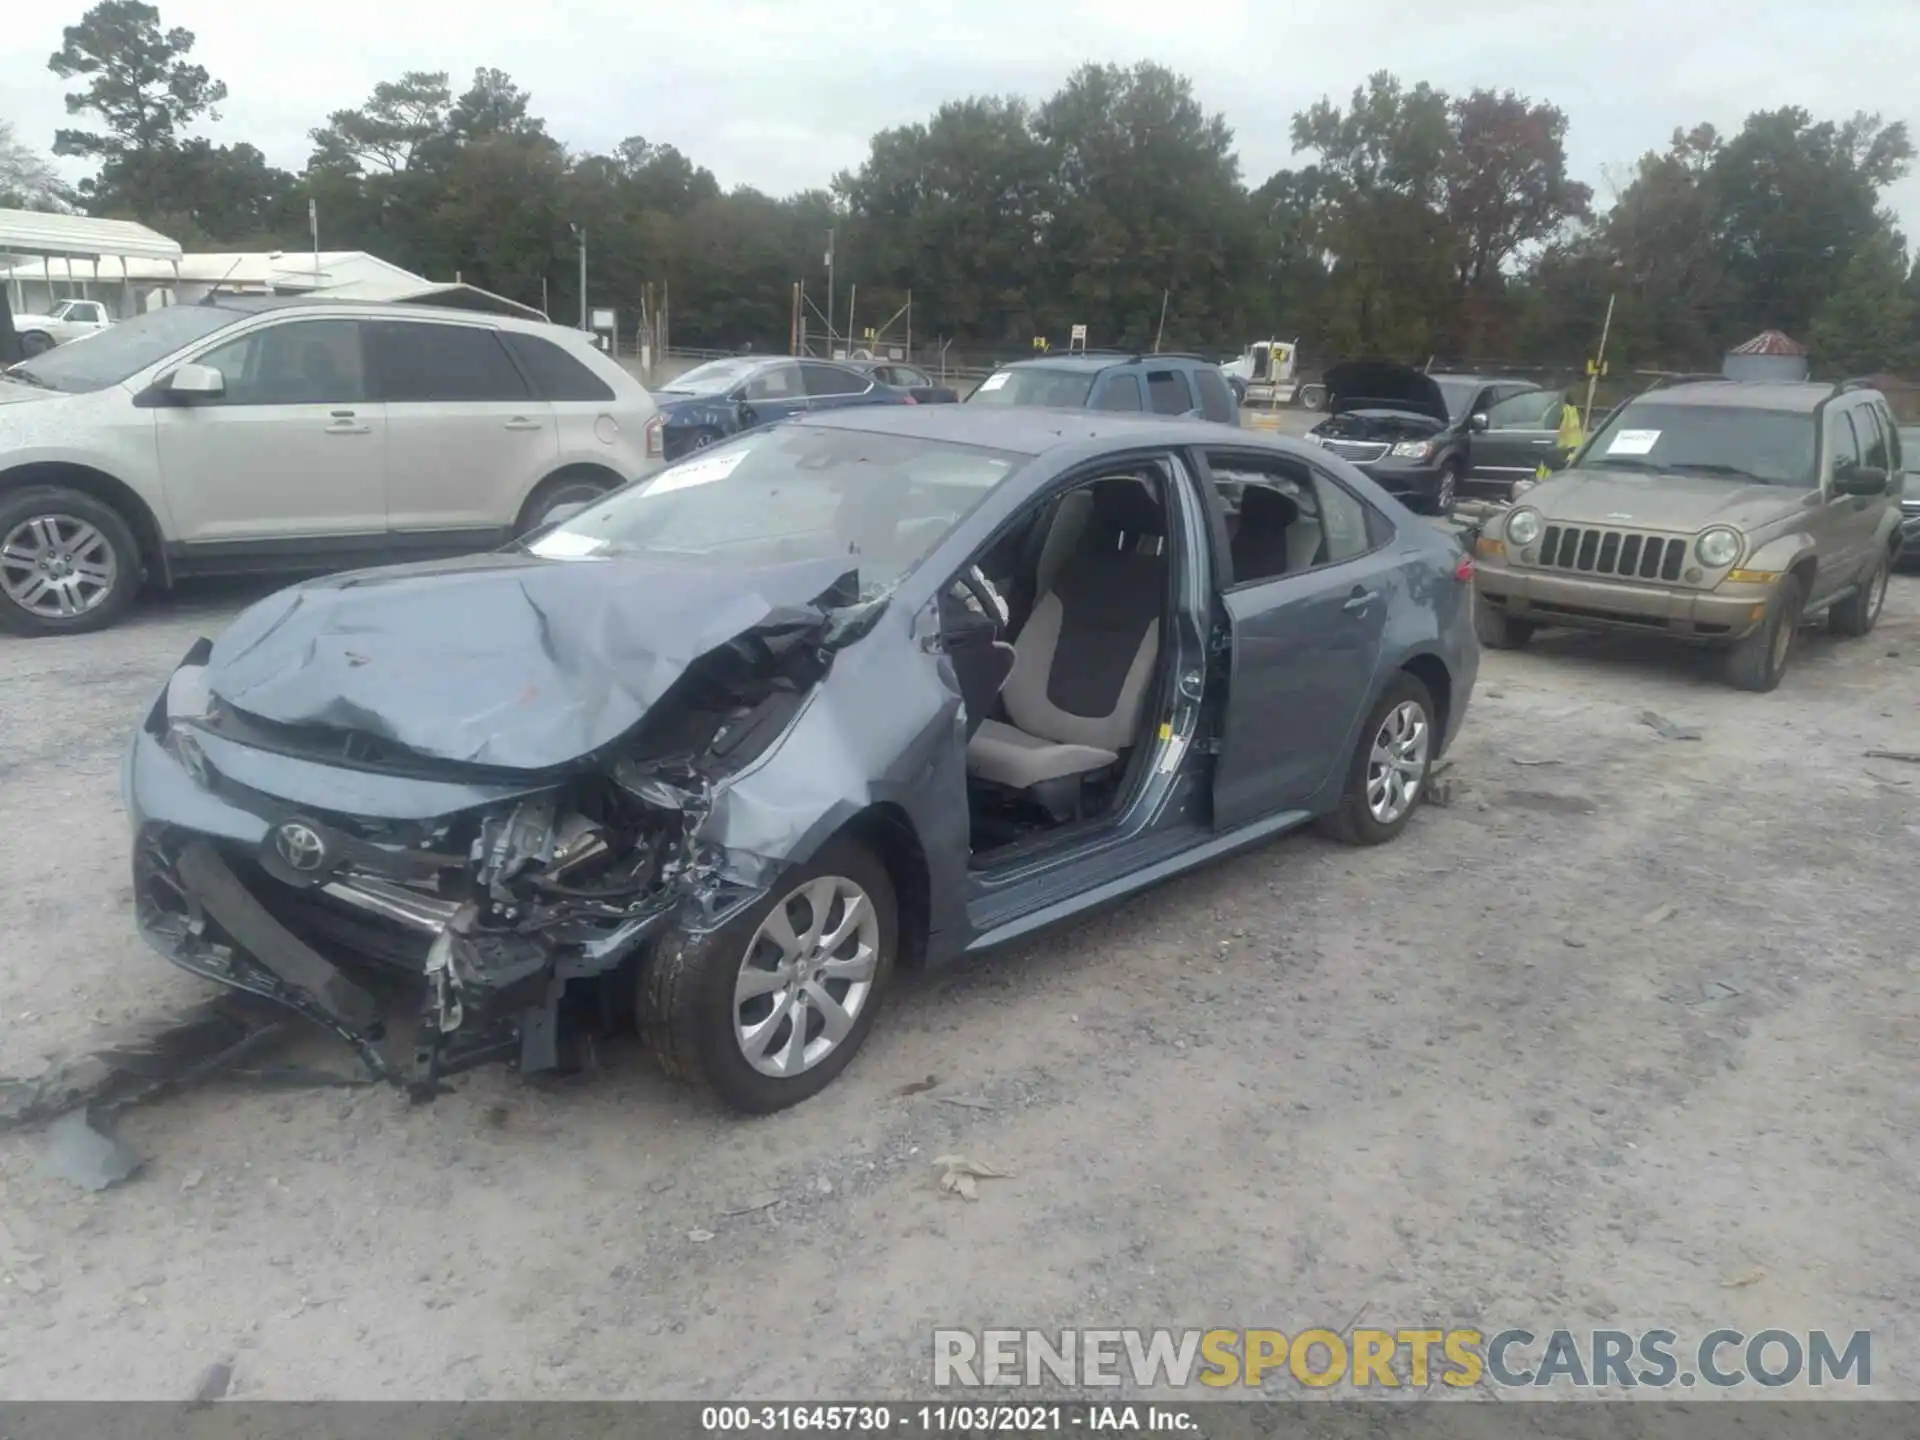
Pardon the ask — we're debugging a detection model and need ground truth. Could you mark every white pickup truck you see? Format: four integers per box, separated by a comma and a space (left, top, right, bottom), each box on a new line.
13, 299, 114, 355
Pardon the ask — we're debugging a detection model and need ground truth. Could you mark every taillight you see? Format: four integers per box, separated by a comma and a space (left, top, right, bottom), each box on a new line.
643, 415, 663, 458
1453, 554, 1476, 582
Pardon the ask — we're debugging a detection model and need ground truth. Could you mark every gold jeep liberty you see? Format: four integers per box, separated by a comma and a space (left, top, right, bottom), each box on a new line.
1471, 377, 1904, 691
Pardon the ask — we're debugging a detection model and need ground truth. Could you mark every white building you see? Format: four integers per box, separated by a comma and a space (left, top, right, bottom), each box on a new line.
3, 232, 545, 322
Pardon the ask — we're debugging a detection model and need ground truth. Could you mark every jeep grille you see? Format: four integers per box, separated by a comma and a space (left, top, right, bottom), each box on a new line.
1538, 525, 1687, 582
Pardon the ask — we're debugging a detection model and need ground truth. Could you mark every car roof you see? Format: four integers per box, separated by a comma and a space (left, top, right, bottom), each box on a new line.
997, 352, 1221, 374
185, 294, 580, 338
791, 402, 1251, 456
1634, 380, 1843, 413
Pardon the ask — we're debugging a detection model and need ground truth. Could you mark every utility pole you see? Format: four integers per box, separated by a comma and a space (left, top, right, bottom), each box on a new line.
571, 223, 587, 330
825, 228, 836, 356
1582, 293, 1616, 430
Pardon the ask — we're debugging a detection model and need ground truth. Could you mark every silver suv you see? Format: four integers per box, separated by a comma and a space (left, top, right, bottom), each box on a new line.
0, 297, 661, 636
1472, 378, 1904, 691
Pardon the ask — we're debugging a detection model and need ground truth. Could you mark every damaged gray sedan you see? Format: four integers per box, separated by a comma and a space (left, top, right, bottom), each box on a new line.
124, 408, 1479, 1112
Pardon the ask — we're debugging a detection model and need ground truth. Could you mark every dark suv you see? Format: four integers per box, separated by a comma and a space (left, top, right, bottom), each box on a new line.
964, 352, 1241, 426
1306, 361, 1542, 516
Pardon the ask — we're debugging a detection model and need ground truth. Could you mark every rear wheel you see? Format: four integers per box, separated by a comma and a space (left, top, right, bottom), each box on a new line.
1724, 572, 1805, 692
0, 486, 142, 637
515, 469, 616, 536
639, 835, 898, 1114
1828, 554, 1889, 638
1315, 673, 1436, 847
18, 331, 53, 357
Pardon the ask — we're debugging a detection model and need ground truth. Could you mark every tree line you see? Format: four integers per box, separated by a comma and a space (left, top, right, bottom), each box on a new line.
5, 0, 1916, 376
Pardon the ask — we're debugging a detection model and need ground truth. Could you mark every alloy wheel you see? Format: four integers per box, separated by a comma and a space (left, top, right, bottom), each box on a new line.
1366, 700, 1430, 825
732, 875, 880, 1079
0, 514, 119, 620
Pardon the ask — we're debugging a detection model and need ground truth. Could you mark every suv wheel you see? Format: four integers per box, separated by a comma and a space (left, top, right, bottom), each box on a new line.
18, 332, 54, 357
1724, 572, 1805, 692
1828, 554, 1889, 638
0, 486, 142, 637
1474, 604, 1534, 650
1431, 462, 1461, 518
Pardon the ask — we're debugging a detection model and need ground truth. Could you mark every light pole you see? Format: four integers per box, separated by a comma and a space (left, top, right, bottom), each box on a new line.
570, 223, 587, 330
825, 227, 835, 356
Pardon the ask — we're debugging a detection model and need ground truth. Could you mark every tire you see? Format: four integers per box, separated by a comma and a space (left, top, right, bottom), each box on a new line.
0, 485, 143, 637
1723, 571, 1805, 693
18, 331, 53, 357
1314, 673, 1437, 847
639, 834, 899, 1114
1828, 553, 1889, 638
1300, 385, 1326, 411
1429, 461, 1461, 518
1474, 603, 1534, 650
514, 469, 616, 536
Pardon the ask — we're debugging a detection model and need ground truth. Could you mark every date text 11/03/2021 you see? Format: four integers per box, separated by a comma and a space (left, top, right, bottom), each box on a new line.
701, 1406, 1197, 1433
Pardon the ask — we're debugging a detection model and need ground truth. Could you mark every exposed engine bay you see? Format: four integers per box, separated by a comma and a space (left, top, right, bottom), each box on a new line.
128, 567, 857, 1098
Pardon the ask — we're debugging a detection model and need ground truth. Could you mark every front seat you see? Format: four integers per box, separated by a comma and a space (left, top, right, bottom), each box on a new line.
966, 477, 1166, 807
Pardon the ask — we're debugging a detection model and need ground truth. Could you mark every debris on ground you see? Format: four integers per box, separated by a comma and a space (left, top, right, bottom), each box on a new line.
721, 1195, 780, 1217
1498, 789, 1599, 816
892, 1075, 939, 1098
1721, 1267, 1766, 1289
1641, 902, 1677, 927
687, 1229, 716, 1244
1640, 711, 1704, 742
939, 1095, 995, 1112
0, 996, 291, 1133
1863, 749, 1920, 765
1702, 979, 1743, 1000
932, 1154, 1012, 1201
40, 1109, 143, 1192
1511, 757, 1561, 767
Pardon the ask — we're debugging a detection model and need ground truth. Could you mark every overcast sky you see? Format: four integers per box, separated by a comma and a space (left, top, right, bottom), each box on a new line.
3, 0, 1916, 240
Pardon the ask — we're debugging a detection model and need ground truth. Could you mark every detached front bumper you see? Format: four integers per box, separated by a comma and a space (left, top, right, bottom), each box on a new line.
1474, 544, 1773, 644
125, 717, 677, 1097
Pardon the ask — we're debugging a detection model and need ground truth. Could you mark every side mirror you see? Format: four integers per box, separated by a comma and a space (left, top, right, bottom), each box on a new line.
166, 363, 224, 399
1834, 463, 1888, 496
1469, 412, 1490, 432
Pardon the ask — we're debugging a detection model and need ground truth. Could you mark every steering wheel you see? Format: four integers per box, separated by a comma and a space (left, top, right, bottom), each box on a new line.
950, 565, 1009, 636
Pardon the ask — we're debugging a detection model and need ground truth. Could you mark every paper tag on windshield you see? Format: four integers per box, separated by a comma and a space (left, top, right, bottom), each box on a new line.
527, 530, 608, 559
977, 373, 1010, 391
1607, 429, 1660, 456
647, 447, 747, 496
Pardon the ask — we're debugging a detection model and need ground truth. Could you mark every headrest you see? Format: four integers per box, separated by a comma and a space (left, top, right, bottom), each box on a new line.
1084, 477, 1163, 540
1238, 485, 1299, 530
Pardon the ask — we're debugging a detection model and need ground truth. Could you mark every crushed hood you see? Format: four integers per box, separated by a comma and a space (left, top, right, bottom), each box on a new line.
1323, 361, 1451, 425
204, 550, 861, 772
1527, 466, 1802, 532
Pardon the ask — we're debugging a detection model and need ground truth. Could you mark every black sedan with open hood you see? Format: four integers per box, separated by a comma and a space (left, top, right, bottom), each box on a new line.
125, 406, 1478, 1112
1306, 361, 1539, 517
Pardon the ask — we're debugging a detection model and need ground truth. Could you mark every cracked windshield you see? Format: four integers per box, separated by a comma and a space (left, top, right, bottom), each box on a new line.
0, 0, 1914, 1424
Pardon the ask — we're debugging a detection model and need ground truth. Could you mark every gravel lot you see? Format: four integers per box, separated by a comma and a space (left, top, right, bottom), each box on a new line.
0, 526, 1915, 1399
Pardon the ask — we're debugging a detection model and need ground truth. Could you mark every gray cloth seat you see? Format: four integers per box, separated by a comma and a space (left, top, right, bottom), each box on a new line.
1229, 485, 1299, 581
966, 477, 1166, 792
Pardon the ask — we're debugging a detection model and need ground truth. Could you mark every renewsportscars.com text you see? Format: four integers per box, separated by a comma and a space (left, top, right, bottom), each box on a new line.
932, 1327, 1872, 1390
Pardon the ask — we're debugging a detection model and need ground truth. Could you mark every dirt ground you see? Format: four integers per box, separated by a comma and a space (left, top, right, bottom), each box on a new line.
0, 562, 1915, 1401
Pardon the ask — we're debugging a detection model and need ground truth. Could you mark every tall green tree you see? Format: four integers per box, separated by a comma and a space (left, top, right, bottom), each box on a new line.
1810, 225, 1915, 374
0, 120, 72, 210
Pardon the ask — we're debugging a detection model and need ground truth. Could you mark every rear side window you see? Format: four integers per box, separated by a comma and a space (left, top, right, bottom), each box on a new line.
1092, 374, 1143, 411
802, 363, 869, 397
1206, 451, 1378, 583
1146, 370, 1192, 416
502, 331, 616, 402
1192, 367, 1236, 423
372, 322, 529, 402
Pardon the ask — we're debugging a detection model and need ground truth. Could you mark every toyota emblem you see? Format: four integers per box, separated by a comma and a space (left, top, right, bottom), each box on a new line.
274, 821, 327, 872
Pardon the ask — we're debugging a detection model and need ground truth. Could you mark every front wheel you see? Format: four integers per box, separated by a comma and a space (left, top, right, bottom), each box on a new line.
1828, 554, 1889, 638
0, 486, 142, 637
1315, 673, 1436, 846
1724, 572, 1805, 692
639, 835, 898, 1114
1429, 462, 1461, 518
18, 332, 54, 357
1474, 603, 1534, 650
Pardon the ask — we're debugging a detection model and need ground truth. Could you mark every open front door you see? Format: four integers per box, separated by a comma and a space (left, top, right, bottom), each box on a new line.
1199, 449, 1395, 831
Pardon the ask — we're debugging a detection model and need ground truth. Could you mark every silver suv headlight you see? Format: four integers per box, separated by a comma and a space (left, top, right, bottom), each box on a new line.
1696, 527, 1741, 569
1506, 508, 1544, 546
